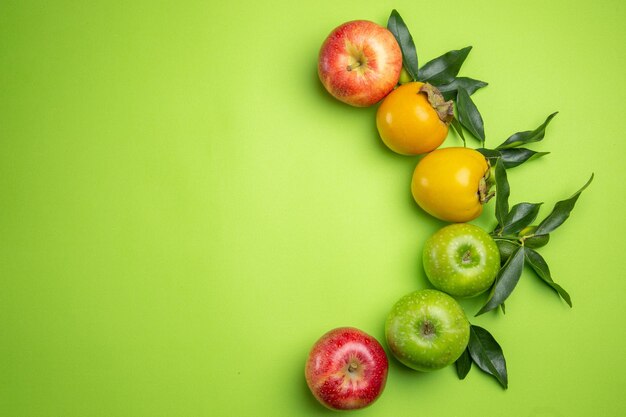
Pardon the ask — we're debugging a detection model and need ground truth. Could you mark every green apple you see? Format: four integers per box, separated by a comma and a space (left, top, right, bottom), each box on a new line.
385, 289, 470, 372
423, 223, 500, 298
519, 225, 550, 249
398, 67, 413, 84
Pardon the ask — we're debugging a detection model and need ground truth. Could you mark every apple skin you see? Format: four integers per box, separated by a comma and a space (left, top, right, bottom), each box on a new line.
305, 327, 388, 410
318, 20, 402, 107
385, 289, 470, 372
423, 223, 501, 298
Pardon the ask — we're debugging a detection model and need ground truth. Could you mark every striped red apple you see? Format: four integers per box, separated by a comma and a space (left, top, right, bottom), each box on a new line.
318, 20, 402, 107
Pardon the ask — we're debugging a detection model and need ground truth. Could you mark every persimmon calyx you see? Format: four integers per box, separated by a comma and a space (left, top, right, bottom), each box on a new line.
478, 166, 495, 204
418, 83, 454, 125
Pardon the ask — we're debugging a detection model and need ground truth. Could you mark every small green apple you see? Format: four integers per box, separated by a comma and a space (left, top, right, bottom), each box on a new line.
423, 223, 500, 298
519, 225, 550, 249
398, 67, 413, 84
385, 289, 470, 372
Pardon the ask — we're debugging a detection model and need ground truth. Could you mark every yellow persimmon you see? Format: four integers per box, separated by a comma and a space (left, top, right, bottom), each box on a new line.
411, 147, 492, 222
376, 82, 453, 155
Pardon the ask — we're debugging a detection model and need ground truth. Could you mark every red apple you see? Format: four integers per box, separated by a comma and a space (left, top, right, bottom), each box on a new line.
318, 20, 402, 107
305, 327, 388, 410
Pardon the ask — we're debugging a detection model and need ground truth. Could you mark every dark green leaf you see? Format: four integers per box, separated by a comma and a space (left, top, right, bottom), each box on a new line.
450, 117, 466, 146
437, 77, 488, 101
495, 239, 519, 264
418, 46, 472, 85
494, 158, 509, 229
500, 148, 550, 169
455, 348, 472, 379
456, 87, 485, 142
467, 325, 508, 389
525, 248, 572, 307
496, 112, 558, 150
387, 10, 419, 81
534, 174, 594, 235
501, 202, 543, 236
476, 147, 501, 162
476, 246, 525, 316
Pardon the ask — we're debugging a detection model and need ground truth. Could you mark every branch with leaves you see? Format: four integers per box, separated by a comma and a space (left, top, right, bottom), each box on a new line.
477, 112, 557, 169
476, 161, 594, 315
387, 9, 487, 146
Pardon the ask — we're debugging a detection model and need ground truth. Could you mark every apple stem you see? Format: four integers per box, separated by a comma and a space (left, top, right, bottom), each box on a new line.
462, 250, 472, 264
421, 321, 436, 338
348, 362, 359, 373
346, 61, 362, 71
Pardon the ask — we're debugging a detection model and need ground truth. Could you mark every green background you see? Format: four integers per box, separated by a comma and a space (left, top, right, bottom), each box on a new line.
1, 0, 625, 415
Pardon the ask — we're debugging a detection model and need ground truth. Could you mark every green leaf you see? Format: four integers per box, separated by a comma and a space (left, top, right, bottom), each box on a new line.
467, 325, 508, 389
455, 348, 472, 379
437, 77, 488, 101
500, 148, 550, 169
524, 248, 572, 307
476, 147, 501, 161
387, 10, 419, 81
418, 46, 472, 86
456, 87, 485, 142
476, 246, 525, 316
496, 112, 558, 150
450, 117, 466, 146
494, 158, 509, 229
501, 202, 543, 236
534, 174, 594, 235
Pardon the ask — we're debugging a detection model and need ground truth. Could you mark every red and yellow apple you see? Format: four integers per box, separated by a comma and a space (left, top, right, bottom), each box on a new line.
318, 20, 402, 107
305, 327, 388, 410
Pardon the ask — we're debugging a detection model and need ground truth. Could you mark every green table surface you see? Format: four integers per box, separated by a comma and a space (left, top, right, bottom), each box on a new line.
2, 0, 625, 416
